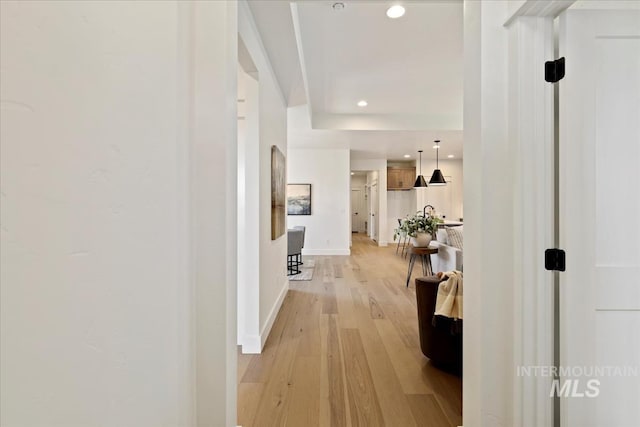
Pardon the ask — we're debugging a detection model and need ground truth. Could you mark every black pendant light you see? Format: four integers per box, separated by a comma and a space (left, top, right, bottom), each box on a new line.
429, 140, 447, 186
413, 150, 428, 188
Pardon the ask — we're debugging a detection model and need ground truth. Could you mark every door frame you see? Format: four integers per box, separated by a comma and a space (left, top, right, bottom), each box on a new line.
351, 188, 365, 233
506, 3, 576, 426
504, 11, 558, 427
370, 181, 378, 241
464, 1, 575, 426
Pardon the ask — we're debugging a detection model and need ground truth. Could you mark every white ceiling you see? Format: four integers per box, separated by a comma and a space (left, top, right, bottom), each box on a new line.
247, 1, 306, 106
288, 105, 463, 161
294, 1, 463, 121
248, 0, 464, 160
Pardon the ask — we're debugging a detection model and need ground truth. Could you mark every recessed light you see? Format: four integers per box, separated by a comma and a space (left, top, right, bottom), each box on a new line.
448, 154, 455, 158
403, 154, 411, 158
332, 2, 345, 11
357, 100, 368, 107
386, 5, 405, 19
350, 172, 355, 175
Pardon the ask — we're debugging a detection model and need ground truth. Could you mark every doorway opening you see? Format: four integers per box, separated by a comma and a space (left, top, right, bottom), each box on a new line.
350, 170, 379, 246
350, 171, 367, 235
237, 37, 260, 355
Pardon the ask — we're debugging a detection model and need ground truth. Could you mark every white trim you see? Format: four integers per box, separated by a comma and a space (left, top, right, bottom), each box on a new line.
242, 279, 289, 354
238, 0, 286, 105
302, 249, 351, 256
260, 279, 289, 349
312, 112, 462, 131
240, 334, 262, 355
504, 0, 575, 27
189, 1, 238, 424
290, 3, 314, 125
463, 2, 515, 425
506, 15, 555, 427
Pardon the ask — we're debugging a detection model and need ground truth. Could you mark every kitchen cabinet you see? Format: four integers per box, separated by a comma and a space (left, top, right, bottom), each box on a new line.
387, 167, 416, 190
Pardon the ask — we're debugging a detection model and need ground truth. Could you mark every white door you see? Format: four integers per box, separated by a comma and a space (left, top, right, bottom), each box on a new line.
365, 185, 370, 235
559, 10, 640, 427
351, 189, 365, 232
371, 182, 378, 241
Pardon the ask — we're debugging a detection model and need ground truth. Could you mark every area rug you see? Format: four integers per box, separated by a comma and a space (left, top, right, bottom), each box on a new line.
289, 259, 315, 281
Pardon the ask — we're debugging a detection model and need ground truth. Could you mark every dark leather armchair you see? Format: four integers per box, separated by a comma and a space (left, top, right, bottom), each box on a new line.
415, 275, 462, 375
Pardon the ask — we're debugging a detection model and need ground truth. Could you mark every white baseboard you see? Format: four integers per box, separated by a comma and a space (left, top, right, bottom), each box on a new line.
379, 240, 388, 247
259, 278, 289, 349
241, 279, 289, 355
302, 248, 350, 256
241, 334, 261, 354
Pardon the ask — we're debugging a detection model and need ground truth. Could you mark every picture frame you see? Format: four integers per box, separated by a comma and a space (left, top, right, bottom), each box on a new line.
271, 146, 286, 240
287, 184, 312, 215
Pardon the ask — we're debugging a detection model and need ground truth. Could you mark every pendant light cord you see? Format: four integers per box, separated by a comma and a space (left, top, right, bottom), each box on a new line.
414, 149, 428, 188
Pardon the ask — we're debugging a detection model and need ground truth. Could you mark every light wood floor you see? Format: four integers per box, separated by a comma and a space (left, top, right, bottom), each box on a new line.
238, 234, 462, 427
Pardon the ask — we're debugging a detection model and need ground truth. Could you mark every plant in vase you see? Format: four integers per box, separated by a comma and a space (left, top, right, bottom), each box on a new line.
394, 212, 443, 247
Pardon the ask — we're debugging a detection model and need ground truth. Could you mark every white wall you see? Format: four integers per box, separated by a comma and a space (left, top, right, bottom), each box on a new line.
463, 1, 515, 426
351, 174, 367, 188
238, 1, 288, 354
287, 149, 351, 255
416, 158, 464, 221
0, 1, 237, 426
386, 191, 416, 242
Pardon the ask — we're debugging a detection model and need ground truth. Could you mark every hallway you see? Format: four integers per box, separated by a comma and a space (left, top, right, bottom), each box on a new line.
238, 234, 462, 427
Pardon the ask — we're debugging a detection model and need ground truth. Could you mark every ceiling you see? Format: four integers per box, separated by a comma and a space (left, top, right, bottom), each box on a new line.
295, 1, 463, 120
248, 0, 464, 160
247, 1, 306, 106
288, 105, 463, 161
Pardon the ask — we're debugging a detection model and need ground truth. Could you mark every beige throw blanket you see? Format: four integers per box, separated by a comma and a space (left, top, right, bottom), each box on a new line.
434, 271, 463, 320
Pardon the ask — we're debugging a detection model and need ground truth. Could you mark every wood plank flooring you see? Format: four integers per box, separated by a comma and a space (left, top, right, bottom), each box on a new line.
238, 234, 462, 427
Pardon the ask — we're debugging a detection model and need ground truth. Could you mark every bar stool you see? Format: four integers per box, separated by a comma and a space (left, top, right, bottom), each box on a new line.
406, 246, 438, 287
395, 218, 409, 256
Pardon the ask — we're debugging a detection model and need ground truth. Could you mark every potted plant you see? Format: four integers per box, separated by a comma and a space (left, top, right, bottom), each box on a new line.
394, 211, 443, 247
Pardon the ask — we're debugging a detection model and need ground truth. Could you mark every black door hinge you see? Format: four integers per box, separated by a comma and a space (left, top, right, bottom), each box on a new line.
545, 57, 565, 83
545, 248, 566, 271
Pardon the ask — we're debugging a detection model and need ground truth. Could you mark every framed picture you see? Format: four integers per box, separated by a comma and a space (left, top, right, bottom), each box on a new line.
287, 184, 312, 215
271, 146, 286, 240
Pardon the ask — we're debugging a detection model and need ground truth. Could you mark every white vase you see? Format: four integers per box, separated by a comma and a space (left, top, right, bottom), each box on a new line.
410, 232, 432, 247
